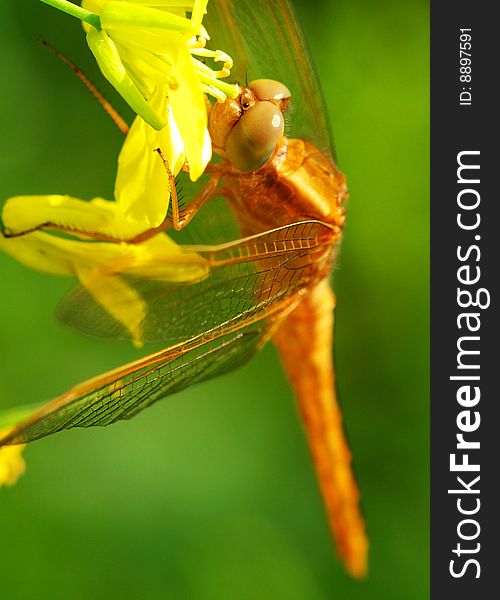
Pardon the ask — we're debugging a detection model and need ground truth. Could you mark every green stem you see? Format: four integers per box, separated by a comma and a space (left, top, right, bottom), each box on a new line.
40, 0, 101, 30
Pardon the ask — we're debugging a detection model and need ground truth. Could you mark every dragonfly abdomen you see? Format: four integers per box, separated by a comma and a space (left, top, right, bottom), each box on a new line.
272, 278, 368, 577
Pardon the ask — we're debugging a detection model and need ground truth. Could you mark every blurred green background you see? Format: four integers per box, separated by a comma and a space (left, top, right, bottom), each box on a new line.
0, 1, 429, 598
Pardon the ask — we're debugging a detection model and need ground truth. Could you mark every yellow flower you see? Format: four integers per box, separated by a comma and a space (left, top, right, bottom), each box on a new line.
83, 0, 237, 179
83, 0, 207, 132
3, 112, 172, 235
114, 86, 209, 217
0, 428, 26, 488
1, 1, 235, 344
1, 116, 209, 346
43, 0, 238, 181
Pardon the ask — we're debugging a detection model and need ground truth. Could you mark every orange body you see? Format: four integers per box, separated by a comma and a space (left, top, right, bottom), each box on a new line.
219, 135, 368, 576
274, 280, 368, 577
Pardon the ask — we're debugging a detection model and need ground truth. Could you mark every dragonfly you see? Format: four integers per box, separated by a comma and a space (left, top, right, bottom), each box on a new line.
0, 0, 367, 577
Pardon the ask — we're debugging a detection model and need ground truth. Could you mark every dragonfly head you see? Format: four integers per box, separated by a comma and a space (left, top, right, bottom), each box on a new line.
210, 79, 291, 172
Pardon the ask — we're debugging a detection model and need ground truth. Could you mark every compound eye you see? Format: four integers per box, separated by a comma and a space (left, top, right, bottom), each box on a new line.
240, 89, 255, 111
249, 79, 291, 110
225, 101, 284, 172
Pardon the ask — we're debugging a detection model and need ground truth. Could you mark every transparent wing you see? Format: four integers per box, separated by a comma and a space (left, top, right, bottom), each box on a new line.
0, 295, 300, 446
58, 221, 336, 343
206, 0, 335, 158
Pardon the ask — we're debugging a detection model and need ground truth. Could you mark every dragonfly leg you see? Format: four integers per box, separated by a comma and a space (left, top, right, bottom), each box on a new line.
1, 160, 225, 244
175, 175, 224, 230
144, 148, 225, 234
40, 38, 130, 135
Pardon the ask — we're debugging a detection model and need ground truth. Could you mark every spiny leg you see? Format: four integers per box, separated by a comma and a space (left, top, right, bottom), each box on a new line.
153, 149, 224, 232
123, 150, 224, 242
1, 166, 223, 244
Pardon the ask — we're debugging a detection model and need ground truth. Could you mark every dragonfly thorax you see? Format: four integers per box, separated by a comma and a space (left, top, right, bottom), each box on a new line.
210, 79, 291, 173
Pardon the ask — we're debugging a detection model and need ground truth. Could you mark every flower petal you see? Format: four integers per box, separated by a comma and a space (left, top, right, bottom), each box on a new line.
82, 0, 106, 13
169, 43, 211, 180
83, 1, 196, 10
110, 24, 192, 57
87, 27, 167, 130
75, 264, 147, 346
81, 1, 198, 31
2, 194, 148, 241
120, 233, 209, 282
115, 107, 183, 228
0, 429, 26, 488
1, 230, 76, 276
100, 2, 202, 36
115, 37, 172, 94
1, 229, 208, 344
